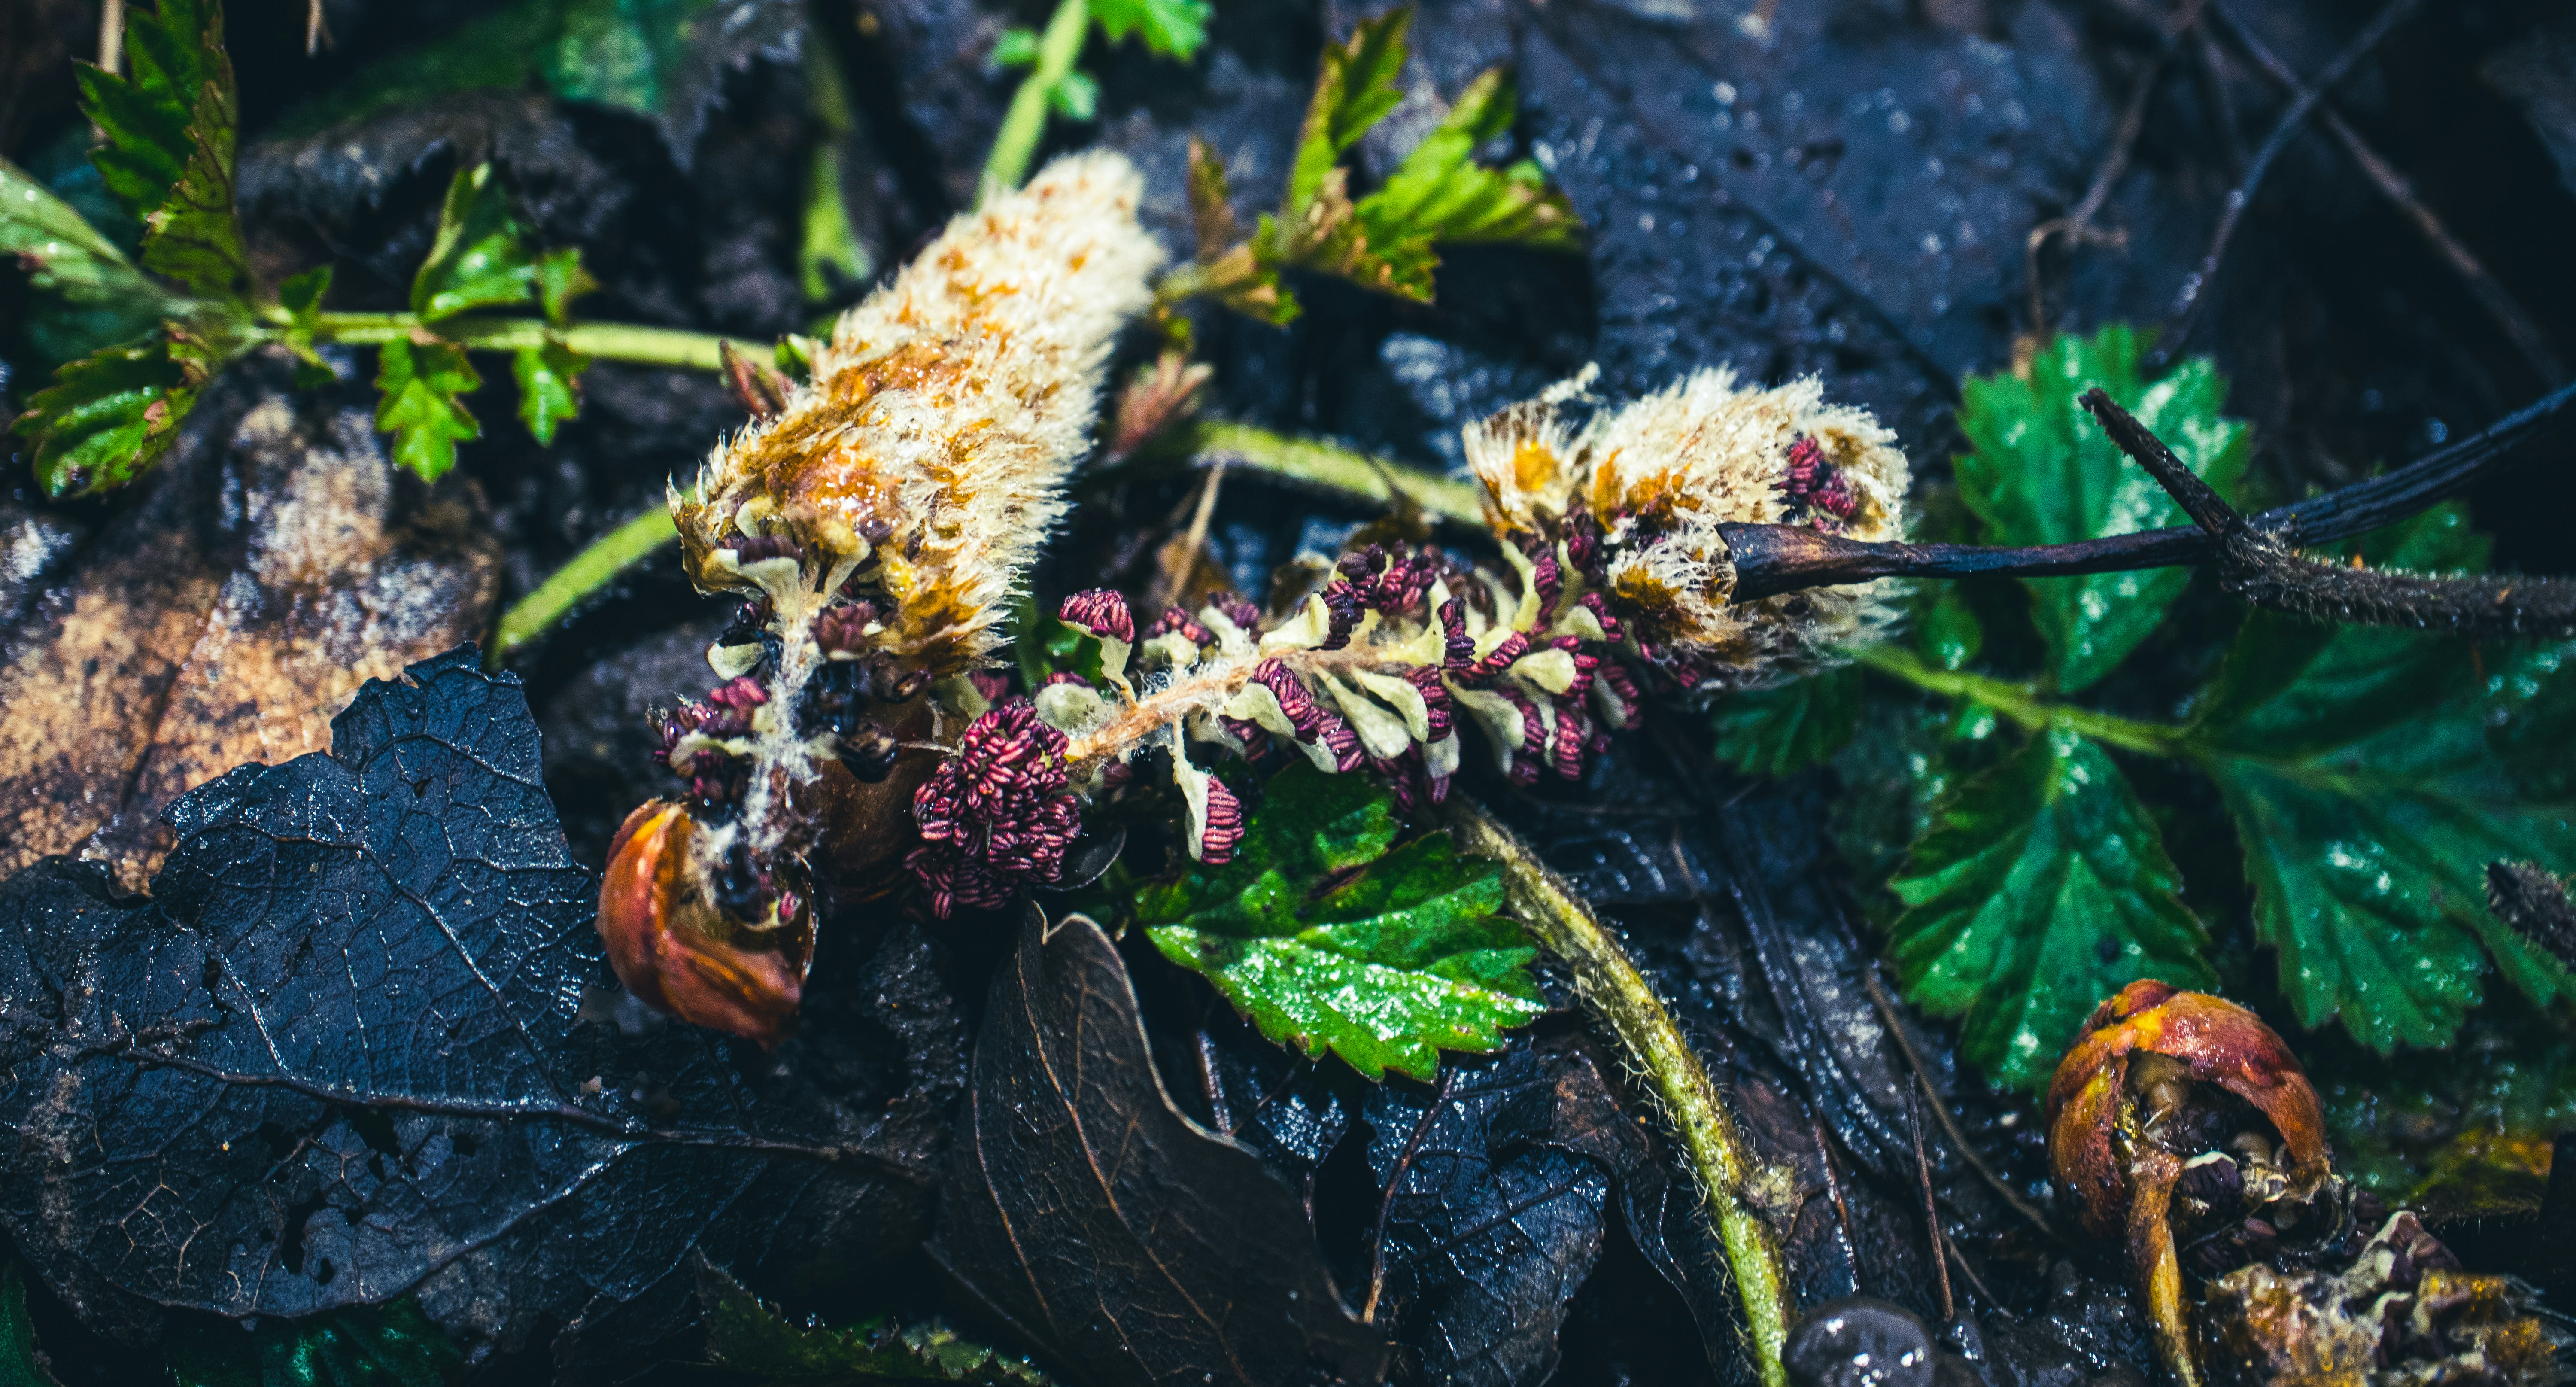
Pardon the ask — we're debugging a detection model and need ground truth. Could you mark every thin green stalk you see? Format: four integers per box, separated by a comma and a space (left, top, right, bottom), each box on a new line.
1183, 420, 1485, 527
1448, 803, 1794, 1387
977, 0, 1089, 208
486, 505, 680, 667
1851, 644, 2184, 756
309, 312, 739, 371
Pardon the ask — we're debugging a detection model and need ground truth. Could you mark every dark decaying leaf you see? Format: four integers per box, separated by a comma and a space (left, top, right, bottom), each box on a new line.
1361, 1036, 1638, 1387
695, 1259, 1051, 1384
0, 647, 960, 1360
0, 389, 498, 890
931, 910, 1391, 1387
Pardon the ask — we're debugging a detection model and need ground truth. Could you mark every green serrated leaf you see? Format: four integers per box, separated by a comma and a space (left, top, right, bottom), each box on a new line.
78, 0, 228, 224
699, 1259, 1053, 1384
137, 64, 246, 298
1917, 585, 1984, 672
1349, 70, 1578, 299
168, 1299, 459, 1387
1285, 8, 1411, 225
1135, 761, 1543, 1080
533, 246, 598, 326
2186, 511, 2573, 1052
410, 163, 537, 321
374, 337, 482, 481
9, 335, 201, 497
797, 145, 870, 302
1953, 324, 2253, 692
513, 337, 587, 444
1090, 0, 1211, 60
1887, 723, 2215, 1091
0, 1265, 58, 1387
278, 264, 332, 325
1709, 666, 1862, 777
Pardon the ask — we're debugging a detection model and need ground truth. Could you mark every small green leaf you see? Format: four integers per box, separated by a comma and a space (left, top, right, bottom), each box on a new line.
168, 1299, 459, 1387
1347, 69, 1578, 299
698, 1259, 1053, 1383
1285, 7, 1411, 225
533, 246, 598, 326
2188, 511, 2574, 1053
1887, 723, 2215, 1092
410, 163, 536, 322
76, 0, 228, 223
137, 69, 247, 298
1135, 761, 1543, 1080
1709, 666, 1862, 777
374, 337, 482, 481
1953, 324, 2252, 692
278, 265, 333, 325
1048, 70, 1100, 122
991, 26, 1041, 67
1090, 0, 1212, 60
513, 336, 588, 444
10, 335, 201, 497
0, 1264, 58, 1387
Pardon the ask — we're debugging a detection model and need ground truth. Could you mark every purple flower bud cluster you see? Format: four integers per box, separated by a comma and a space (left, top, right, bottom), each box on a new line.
1199, 775, 1245, 864
908, 699, 1083, 916
653, 690, 757, 818
1783, 435, 1861, 528
1058, 588, 1135, 643
1252, 660, 1364, 772
1149, 606, 1213, 645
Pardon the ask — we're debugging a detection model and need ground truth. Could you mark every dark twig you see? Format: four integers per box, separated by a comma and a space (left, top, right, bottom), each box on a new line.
2026, 49, 2161, 337
2206, 2, 2569, 387
1722, 377, 2576, 601
2081, 388, 2576, 636
1861, 972, 2056, 1238
2152, 0, 2428, 365
1909, 1084, 1956, 1324
1364, 1067, 1457, 1324
1810, 1116, 1863, 1288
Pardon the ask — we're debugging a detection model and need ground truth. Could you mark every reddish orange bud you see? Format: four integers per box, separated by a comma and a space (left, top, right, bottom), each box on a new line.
598, 800, 814, 1046
2044, 980, 2331, 1387
2047, 979, 2329, 1238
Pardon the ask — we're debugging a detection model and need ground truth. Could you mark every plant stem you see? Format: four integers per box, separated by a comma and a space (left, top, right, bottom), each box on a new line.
1447, 802, 1794, 1387
1181, 420, 1485, 527
309, 312, 739, 371
1851, 645, 2183, 756
486, 505, 680, 667
977, 0, 1090, 209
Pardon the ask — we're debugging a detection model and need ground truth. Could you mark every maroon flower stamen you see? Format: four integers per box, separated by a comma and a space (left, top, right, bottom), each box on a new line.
1059, 588, 1136, 643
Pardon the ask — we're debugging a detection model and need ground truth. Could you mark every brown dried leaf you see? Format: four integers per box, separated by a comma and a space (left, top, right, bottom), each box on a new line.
931, 909, 1391, 1387
0, 388, 500, 890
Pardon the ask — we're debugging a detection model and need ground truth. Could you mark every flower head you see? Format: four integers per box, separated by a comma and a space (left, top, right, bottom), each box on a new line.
908, 700, 1084, 916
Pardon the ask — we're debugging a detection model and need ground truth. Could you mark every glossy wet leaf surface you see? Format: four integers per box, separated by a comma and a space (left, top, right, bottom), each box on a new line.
1952, 325, 2251, 691
1136, 761, 1543, 1081
0, 648, 959, 1359
1886, 724, 2214, 1092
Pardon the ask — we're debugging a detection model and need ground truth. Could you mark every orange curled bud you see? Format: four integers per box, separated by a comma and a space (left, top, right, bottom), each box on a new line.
2046, 979, 2328, 1235
2044, 980, 2331, 1387
598, 800, 814, 1046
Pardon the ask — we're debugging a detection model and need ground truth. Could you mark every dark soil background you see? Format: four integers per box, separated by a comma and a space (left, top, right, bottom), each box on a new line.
5, 0, 2576, 1383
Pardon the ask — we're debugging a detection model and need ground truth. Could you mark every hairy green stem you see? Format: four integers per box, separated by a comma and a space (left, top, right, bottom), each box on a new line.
977, 0, 1090, 208
1851, 645, 2183, 756
487, 506, 680, 666
308, 312, 739, 371
1182, 420, 1485, 527
1447, 802, 1794, 1387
